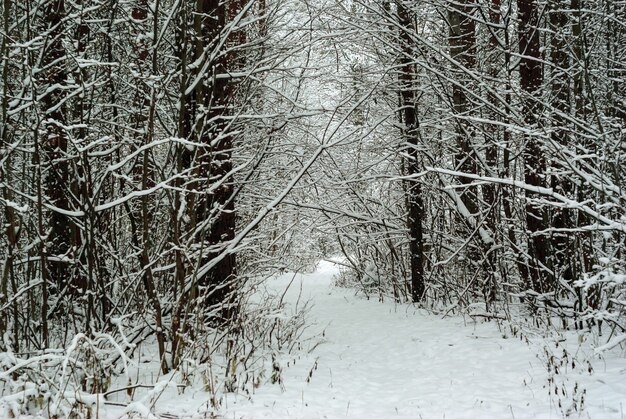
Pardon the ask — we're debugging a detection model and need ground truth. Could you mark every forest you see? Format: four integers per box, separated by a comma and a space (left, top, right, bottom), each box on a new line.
0, 0, 625, 417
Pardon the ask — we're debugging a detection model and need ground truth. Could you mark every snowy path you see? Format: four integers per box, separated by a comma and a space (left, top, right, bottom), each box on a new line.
224, 260, 626, 419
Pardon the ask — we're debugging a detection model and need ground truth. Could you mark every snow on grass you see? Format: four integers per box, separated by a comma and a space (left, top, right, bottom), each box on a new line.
222, 260, 626, 419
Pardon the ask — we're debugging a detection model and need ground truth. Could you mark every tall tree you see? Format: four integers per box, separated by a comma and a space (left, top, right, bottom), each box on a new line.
448, 0, 479, 218
190, 0, 243, 321
40, 0, 72, 299
396, 0, 425, 302
548, 0, 574, 289
518, 0, 551, 294
0, 0, 17, 349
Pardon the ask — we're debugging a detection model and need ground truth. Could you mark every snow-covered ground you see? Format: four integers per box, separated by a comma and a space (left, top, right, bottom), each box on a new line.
221, 260, 626, 419
19, 261, 621, 418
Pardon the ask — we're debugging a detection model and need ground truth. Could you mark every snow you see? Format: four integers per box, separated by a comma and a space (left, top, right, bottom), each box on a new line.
6, 262, 624, 418
221, 260, 626, 419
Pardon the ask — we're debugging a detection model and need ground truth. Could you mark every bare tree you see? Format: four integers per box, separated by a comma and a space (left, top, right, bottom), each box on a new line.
518, 0, 551, 294
396, 0, 425, 302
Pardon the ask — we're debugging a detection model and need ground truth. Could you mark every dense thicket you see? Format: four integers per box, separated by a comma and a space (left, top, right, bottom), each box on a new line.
0, 0, 624, 415
322, 0, 625, 333
0, 0, 333, 412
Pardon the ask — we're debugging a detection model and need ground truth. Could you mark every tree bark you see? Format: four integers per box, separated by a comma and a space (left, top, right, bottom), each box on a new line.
448, 0, 479, 217
40, 0, 74, 298
192, 0, 240, 322
0, 0, 17, 349
397, 0, 425, 303
518, 0, 552, 293
548, 0, 573, 287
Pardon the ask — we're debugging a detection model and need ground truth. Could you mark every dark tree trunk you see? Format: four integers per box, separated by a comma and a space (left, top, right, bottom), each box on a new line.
171, 0, 192, 368
40, 0, 73, 296
0, 0, 17, 349
518, 0, 552, 293
448, 0, 498, 302
548, 0, 574, 287
132, 0, 168, 373
448, 0, 479, 217
72, 0, 95, 328
397, 1, 425, 303
193, 0, 240, 321
481, 0, 504, 305
482, 0, 501, 221
571, 0, 593, 279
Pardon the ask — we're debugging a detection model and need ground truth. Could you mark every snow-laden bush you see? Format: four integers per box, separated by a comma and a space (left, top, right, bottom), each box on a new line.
0, 285, 311, 417
574, 256, 626, 353
0, 332, 126, 417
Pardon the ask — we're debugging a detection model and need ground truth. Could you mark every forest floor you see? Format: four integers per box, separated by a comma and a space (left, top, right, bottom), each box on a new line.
217, 260, 626, 418
101, 261, 625, 418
